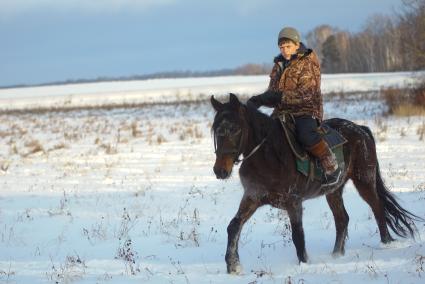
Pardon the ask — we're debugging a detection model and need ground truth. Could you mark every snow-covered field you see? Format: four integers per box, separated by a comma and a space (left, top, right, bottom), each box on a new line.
0, 71, 423, 111
0, 73, 425, 283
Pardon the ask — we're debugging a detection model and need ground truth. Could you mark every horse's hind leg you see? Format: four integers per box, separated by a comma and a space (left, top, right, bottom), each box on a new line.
225, 195, 260, 274
326, 186, 349, 256
352, 177, 394, 243
349, 125, 394, 243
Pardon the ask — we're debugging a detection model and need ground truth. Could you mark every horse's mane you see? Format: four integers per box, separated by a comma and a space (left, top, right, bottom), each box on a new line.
245, 105, 288, 165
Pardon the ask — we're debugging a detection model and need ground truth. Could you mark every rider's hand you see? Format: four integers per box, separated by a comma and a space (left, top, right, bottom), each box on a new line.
247, 95, 262, 109
247, 91, 282, 109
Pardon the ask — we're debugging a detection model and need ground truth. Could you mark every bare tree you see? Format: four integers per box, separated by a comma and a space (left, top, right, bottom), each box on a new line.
306, 25, 334, 64
322, 35, 341, 73
334, 31, 350, 72
397, 0, 425, 70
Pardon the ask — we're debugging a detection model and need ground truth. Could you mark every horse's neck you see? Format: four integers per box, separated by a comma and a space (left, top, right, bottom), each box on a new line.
244, 110, 292, 166
244, 110, 268, 151
243, 127, 263, 157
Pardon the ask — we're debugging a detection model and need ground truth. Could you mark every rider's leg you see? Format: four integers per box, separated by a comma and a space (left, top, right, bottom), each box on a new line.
294, 115, 322, 148
294, 116, 340, 185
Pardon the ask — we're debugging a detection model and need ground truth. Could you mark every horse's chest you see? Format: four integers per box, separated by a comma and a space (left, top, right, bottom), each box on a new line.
239, 170, 289, 202
240, 168, 273, 187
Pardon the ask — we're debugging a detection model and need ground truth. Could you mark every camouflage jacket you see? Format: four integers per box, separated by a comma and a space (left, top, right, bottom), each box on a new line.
268, 44, 323, 121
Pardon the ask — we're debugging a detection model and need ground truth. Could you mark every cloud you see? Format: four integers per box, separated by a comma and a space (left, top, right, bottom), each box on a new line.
0, 0, 177, 18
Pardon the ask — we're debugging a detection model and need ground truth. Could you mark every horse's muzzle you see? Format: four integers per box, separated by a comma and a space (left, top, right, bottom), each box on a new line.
213, 155, 234, 179
213, 166, 231, 179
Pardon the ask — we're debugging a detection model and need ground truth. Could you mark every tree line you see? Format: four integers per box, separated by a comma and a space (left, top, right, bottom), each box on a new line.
307, 0, 425, 73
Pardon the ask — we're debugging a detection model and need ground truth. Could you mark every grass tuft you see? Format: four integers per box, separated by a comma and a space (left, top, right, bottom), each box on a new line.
382, 79, 425, 116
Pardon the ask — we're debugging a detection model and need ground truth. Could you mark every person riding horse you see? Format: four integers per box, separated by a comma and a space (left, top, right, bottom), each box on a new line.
247, 26, 341, 185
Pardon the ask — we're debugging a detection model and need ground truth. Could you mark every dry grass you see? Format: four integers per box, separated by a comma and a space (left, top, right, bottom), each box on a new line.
48, 142, 68, 152
177, 124, 204, 141
381, 87, 412, 114
417, 122, 425, 141
156, 134, 166, 145
131, 121, 142, 137
413, 80, 425, 106
0, 130, 12, 139
392, 104, 425, 116
46, 254, 87, 283
374, 118, 389, 142
382, 79, 425, 116
21, 139, 45, 157
99, 143, 118, 155
0, 160, 10, 172
9, 143, 18, 155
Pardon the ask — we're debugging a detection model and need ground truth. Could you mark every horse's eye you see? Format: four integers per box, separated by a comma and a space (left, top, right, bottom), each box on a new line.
229, 125, 238, 133
216, 127, 226, 136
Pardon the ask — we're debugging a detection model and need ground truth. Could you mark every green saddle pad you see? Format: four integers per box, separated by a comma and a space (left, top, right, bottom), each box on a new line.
278, 117, 347, 181
296, 144, 345, 181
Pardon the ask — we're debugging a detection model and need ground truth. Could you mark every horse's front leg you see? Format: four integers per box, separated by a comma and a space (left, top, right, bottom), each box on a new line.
287, 200, 308, 263
226, 195, 260, 274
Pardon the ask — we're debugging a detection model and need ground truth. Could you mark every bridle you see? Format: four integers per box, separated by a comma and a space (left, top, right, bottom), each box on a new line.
234, 137, 266, 165
213, 118, 266, 165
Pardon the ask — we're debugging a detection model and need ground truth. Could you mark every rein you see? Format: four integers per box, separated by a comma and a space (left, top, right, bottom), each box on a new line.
234, 137, 266, 165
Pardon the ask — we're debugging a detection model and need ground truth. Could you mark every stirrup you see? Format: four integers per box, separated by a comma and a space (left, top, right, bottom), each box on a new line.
322, 168, 342, 187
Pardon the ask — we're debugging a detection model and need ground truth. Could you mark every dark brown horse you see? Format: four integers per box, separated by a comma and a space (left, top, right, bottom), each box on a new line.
211, 93, 421, 274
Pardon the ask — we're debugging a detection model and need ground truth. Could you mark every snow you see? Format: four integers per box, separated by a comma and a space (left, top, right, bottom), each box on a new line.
0, 71, 423, 111
0, 73, 425, 283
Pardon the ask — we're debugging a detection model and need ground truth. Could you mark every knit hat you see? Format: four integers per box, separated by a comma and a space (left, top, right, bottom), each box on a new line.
278, 27, 301, 45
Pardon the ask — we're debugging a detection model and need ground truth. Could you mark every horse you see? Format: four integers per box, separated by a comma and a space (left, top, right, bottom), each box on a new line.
211, 93, 421, 274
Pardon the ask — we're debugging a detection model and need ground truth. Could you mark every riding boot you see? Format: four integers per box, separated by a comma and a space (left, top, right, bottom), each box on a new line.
307, 139, 341, 186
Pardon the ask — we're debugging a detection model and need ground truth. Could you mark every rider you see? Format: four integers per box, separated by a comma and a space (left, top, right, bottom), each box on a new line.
247, 26, 341, 185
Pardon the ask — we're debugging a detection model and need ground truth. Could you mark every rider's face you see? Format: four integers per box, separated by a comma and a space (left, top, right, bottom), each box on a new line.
279, 41, 300, 60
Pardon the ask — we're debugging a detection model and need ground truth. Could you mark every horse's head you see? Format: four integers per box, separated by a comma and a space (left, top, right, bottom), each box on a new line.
211, 93, 247, 179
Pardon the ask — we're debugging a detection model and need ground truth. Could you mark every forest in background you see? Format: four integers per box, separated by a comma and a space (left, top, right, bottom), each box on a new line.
309, 0, 424, 73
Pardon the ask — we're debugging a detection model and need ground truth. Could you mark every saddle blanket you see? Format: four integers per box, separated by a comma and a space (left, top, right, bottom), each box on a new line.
281, 121, 347, 181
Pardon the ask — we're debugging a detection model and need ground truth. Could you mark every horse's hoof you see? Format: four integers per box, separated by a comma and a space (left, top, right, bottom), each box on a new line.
332, 250, 345, 258
298, 252, 308, 264
227, 263, 242, 275
381, 235, 395, 244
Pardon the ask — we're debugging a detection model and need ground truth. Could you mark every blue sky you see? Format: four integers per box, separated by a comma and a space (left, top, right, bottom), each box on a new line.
1, 0, 402, 87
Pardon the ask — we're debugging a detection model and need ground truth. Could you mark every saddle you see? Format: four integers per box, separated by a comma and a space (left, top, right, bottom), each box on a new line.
278, 115, 347, 181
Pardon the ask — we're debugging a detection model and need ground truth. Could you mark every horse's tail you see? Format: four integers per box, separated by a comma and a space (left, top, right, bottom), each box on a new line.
375, 160, 423, 238
361, 125, 423, 238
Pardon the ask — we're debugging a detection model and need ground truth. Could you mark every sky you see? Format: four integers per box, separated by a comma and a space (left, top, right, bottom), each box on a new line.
0, 0, 403, 87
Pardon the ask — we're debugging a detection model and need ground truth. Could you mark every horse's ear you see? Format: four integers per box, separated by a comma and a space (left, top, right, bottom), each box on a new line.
211, 95, 224, 112
229, 93, 240, 109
